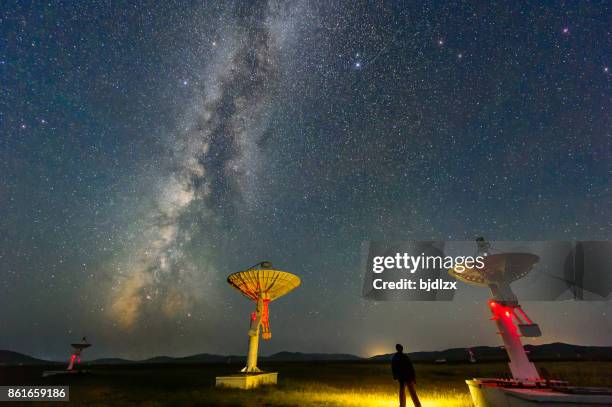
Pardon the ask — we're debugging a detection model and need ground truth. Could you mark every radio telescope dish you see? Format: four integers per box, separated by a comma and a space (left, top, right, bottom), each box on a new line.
227, 262, 300, 373
449, 253, 539, 287
227, 267, 301, 302
449, 242, 542, 381
70, 337, 92, 351
41, 337, 91, 377
67, 337, 91, 371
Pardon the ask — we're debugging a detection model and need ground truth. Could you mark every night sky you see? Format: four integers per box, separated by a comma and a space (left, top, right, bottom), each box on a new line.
1, 1, 610, 361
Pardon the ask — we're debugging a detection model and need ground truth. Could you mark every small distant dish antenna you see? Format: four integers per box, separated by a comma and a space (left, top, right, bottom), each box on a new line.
67, 337, 91, 371
449, 240, 541, 381
42, 336, 91, 377
227, 262, 300, 373
466, 348, 476, 363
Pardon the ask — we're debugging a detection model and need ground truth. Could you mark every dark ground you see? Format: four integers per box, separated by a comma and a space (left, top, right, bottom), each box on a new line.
2, 361, 611, 406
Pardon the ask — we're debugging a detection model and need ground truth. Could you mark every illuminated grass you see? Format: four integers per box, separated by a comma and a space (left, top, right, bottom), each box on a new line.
204, 382, 472, 406
258, 386, 471, 406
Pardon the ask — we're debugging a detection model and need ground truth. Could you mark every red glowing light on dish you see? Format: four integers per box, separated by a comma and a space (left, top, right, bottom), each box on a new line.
505, 311, 511, 317
489, 301, 496, 307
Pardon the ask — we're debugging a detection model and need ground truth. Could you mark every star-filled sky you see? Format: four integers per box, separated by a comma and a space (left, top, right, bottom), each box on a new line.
1, 1, 610, 360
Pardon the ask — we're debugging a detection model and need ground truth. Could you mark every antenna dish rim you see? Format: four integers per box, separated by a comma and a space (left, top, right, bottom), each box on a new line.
227, 267, 301, 301
448, 252, 540, 286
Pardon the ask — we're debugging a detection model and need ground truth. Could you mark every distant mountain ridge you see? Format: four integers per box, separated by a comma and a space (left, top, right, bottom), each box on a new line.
0, 350, 50, 365
369, 343, 612, 362
1, 343, 610, 366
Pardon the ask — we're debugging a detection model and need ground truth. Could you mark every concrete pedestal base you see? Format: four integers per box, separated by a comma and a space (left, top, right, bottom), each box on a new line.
42, 370, 89, 378
467, 379, 612, 407
215, 372, 278, 389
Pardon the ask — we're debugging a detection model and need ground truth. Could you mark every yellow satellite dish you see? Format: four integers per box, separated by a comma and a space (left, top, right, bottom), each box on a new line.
227, 262, 300, 373
227, 268, 301, 301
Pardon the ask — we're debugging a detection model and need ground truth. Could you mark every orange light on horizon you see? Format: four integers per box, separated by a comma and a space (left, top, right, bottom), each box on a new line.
365, 344, 391, 358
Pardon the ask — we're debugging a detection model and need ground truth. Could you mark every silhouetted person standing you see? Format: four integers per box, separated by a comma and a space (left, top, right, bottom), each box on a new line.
392, 344, 421, 407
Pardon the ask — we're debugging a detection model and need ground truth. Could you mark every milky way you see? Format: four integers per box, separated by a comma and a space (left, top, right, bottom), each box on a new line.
109, 1, 301, 329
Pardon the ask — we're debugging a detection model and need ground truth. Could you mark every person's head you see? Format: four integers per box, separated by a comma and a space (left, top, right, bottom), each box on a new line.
396, 344, 403, 353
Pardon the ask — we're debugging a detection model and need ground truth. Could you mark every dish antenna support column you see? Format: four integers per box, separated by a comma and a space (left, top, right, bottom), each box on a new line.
244, 296, 270, 372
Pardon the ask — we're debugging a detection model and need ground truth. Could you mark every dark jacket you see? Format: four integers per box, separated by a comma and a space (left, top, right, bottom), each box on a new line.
392, 352, 416, 382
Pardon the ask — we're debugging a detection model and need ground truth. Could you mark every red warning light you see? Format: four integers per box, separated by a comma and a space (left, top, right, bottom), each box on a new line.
505, 311, 511, 318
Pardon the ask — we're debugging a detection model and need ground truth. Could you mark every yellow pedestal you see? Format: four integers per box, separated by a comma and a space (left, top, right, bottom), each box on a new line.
215, 372, 278, 389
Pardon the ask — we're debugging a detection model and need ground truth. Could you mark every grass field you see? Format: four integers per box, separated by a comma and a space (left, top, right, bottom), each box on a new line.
2, 361, 611, 406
